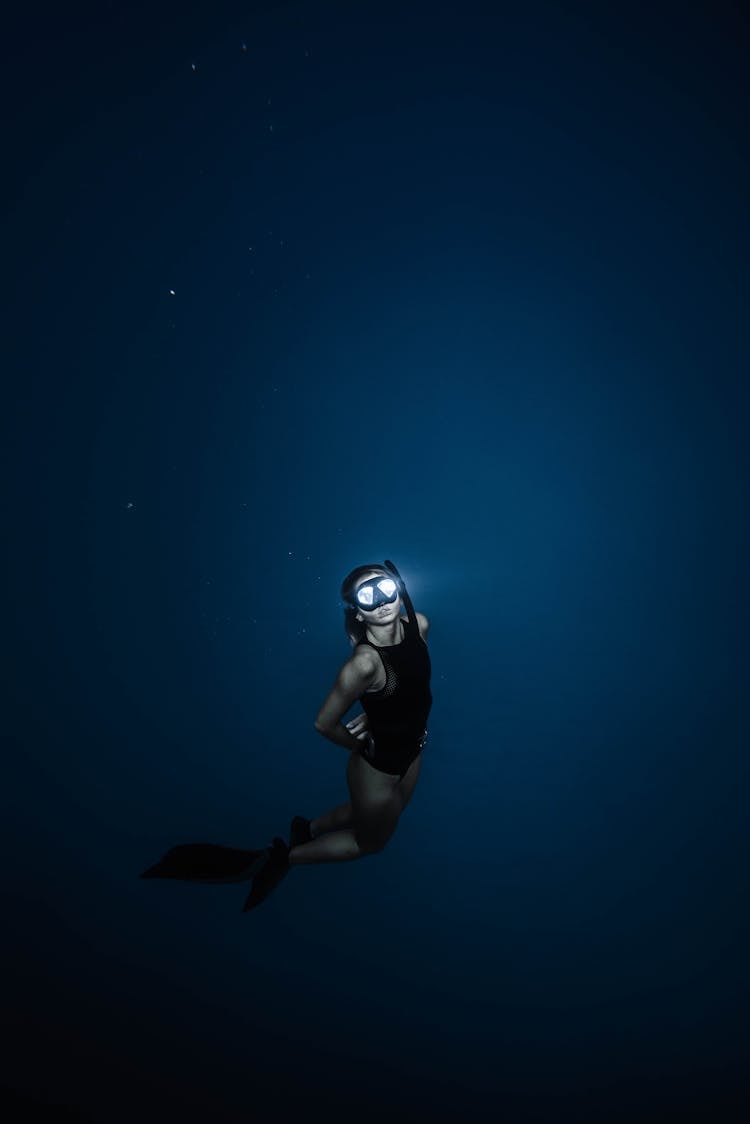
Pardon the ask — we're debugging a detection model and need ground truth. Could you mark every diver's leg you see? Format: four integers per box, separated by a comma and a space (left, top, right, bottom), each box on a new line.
289, 829, 365, 865
291, 801, 361, 864
397, 753, 422, 812
309, 800, 354, 837
290, 754, 402, 866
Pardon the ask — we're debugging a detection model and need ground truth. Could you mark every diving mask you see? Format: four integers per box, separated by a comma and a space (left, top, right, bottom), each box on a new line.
353, 575, 399, 612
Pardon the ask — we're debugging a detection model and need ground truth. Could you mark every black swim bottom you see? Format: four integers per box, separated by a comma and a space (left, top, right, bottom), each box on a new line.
364, 730, 428, 780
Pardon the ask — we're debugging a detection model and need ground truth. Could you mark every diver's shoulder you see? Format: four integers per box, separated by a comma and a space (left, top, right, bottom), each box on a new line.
415, 612, 429, 639
351, 643, 380, 672
349, 645, 380, 691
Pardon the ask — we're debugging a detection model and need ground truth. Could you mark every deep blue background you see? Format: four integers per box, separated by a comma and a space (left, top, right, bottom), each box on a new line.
3, 2, 748, 1121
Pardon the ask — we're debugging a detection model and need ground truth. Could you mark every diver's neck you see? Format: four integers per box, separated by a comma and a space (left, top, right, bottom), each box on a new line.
365, 618, 404, 647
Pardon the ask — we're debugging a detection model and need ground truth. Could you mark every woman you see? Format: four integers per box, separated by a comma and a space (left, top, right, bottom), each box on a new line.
141, 559, 432, 912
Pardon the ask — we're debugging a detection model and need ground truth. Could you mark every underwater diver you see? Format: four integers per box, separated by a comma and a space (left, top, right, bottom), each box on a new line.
141, 559, 432, 911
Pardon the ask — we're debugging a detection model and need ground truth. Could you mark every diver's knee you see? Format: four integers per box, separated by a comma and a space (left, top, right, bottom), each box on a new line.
360, 839, 389, 856
354, 830, 382, 855
355, 823, 396, 855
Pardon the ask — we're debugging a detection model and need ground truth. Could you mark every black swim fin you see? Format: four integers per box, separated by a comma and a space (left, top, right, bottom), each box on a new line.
243, 837, 290, 911
140, 843, 268, 883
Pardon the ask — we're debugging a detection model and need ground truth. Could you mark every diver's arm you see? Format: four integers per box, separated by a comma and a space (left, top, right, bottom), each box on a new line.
315, 654, 375, 752
316, 722, 364, 753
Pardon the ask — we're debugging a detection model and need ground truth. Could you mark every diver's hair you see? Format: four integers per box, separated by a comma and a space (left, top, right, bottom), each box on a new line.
340, 563, 394, 648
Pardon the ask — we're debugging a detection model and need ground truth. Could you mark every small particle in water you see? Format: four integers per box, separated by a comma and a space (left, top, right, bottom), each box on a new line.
191, 63, 196, 71
169, 289, 175, 296
125, 502, 134, 510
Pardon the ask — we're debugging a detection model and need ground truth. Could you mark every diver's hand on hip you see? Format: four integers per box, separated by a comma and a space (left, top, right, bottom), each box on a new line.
346, 714, 369, 738
346, 714, 375, 759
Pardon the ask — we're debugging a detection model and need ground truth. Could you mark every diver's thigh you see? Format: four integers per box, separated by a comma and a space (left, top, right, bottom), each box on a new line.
346, 751, 399, 809
346, 753, 401, 848
397, 753, 422, 812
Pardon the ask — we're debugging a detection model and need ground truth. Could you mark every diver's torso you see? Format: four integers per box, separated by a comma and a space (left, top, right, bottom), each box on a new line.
355, 614, 432, 743
359, 616, 406, 693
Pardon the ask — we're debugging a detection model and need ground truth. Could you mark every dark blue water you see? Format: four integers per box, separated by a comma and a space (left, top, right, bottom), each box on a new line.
4, 2, 748, 1121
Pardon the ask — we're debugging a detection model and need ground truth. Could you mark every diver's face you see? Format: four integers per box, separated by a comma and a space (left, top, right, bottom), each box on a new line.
354, 572, 401, 622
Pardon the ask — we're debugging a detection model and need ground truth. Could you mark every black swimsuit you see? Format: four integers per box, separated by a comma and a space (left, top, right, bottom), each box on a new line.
356, 614, 433, 778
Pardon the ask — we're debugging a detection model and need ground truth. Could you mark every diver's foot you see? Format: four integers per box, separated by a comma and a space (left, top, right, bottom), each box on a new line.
243, 837, 290, 911
289, 815, 313, 848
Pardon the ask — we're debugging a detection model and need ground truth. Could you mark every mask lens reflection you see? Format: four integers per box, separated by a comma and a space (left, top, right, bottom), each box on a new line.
356, 577, 397, 609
